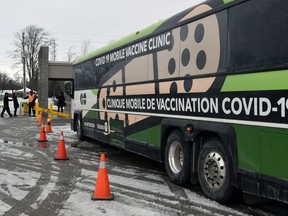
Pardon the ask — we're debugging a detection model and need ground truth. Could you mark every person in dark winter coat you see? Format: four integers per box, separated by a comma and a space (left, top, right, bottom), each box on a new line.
57, 92, 65, 113
12, 93, 19, 116
1, 93, 13, 118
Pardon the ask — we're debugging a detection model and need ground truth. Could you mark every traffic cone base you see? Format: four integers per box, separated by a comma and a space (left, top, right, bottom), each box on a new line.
91, 154, 114, 201
55, 156, 69, 160
54, 132, 69, 160
91, 193, 114, 200
38, 125, 47, 142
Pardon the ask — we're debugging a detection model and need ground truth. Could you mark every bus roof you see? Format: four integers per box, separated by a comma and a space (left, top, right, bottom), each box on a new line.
75, 0, 235, 65
75, 19, 167, 64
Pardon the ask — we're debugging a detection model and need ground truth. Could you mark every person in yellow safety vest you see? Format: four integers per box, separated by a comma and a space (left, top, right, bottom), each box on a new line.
23, 90, 36, 117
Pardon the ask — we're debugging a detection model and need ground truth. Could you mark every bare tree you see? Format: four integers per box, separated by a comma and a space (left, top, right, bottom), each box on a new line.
66, 46, 77, 62
49, 38, 58, 61
81, 39, 92, 55
12, 71, 22, 86
0, 72, 11, 92
8, 78, 22, 91
9, 25, 51, 91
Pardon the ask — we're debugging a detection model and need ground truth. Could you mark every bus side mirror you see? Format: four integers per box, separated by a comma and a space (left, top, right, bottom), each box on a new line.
64, 81, 74, 98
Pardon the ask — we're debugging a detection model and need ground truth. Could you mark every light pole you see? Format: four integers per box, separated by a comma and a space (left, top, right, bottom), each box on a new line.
22, 32, 27, 97
21, 55, 27, 97
21, 33, 32, 97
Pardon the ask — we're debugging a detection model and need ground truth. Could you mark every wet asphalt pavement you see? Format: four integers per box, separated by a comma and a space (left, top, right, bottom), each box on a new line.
1, 114, 288, 215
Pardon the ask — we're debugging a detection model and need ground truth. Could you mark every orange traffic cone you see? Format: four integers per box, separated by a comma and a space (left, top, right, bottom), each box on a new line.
45, 116, 53, 133
38, 125, 47, 142
91, 153, 114, 200
38, 112, 44, 127
55, 131, 69, 160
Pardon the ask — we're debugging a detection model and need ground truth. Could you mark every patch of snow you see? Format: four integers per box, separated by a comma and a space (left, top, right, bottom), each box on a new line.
0, 168, 41, 200
0, 200, 11, 215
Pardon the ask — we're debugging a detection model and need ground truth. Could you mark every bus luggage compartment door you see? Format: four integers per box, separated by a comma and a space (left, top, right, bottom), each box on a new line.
109, 119, 125, 148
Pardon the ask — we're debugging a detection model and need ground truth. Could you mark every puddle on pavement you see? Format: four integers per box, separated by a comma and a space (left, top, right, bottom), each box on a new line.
0, 138, 49, 148
38, 142, 50, 149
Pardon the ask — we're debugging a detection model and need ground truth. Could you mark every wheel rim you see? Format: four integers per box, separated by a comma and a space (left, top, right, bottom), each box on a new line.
203, 152, 226, 189
168, 141, 183, 174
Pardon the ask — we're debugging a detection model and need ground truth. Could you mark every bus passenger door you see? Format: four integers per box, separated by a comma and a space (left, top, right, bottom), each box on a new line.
109, 118, 125, 148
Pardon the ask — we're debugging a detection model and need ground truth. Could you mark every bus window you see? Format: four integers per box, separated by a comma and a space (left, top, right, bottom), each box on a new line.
228, 1, 288, 72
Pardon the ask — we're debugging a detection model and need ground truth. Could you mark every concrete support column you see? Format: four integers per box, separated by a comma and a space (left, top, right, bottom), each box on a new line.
38, 46, 49, 109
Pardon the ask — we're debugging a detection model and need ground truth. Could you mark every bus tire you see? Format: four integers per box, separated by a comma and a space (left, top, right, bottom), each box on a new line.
76, 117, 84, 140
164, 130, 191, 185
197, 138, 233, 203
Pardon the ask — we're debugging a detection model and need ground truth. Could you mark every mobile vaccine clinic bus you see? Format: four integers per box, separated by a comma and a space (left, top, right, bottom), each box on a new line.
65, 0, 288, 203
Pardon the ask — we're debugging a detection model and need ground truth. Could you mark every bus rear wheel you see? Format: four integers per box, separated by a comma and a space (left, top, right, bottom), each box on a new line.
164, 130, 191, 185
197, 138, 233, 203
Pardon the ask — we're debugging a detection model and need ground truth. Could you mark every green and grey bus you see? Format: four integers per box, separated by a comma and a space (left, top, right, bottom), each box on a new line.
66, 0, 288, 203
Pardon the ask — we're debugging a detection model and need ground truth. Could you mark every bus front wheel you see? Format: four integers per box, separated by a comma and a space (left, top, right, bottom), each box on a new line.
164, 130, 191, 185
197, 138, 233, 203
76, 117, 84, 140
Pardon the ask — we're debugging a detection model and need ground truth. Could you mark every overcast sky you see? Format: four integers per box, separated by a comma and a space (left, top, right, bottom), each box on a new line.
0, 0, 205, 77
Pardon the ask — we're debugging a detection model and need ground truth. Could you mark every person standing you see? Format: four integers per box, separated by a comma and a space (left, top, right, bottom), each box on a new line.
12, 93, 19, 116
24, 90, 36, 116
1, 93, 13, 118
57, 92, 65, 113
